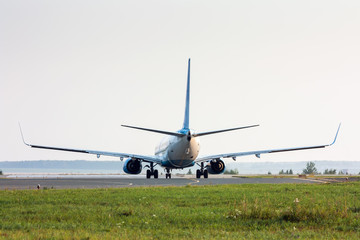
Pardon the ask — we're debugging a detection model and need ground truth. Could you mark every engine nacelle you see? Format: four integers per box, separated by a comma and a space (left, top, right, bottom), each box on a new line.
206, 159, 226, 174
123, 158, 142, 174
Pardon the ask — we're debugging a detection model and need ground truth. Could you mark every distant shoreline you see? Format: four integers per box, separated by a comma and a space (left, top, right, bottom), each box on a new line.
1, 160, 360, 175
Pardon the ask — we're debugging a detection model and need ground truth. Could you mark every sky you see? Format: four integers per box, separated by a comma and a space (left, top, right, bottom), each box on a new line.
1, 0, 359, 163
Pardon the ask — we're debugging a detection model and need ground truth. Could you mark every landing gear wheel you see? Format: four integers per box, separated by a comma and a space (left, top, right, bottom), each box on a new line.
204, 169, 208, 179
196, 162, 209, 179
165, 168, 171, 179
196, 169, 201, 179
146, 162, 159, 179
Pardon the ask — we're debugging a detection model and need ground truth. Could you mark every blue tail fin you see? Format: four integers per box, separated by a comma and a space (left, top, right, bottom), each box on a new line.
183, 58, 191, 129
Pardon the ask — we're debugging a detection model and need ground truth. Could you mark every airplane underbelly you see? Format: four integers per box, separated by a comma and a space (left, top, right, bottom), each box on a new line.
161, 138, 200, 168
161, 159, 195, 168
170, 139, 198, 158
166, 150, 196, 168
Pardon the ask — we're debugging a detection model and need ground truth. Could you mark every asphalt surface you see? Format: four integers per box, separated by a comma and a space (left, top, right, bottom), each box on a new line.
0, 176, 319, 190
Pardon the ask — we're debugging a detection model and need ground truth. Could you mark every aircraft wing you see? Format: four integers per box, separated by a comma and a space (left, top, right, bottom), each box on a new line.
19, 126, 162, 164
24, 143, 162, 163
196, 124, 341, 163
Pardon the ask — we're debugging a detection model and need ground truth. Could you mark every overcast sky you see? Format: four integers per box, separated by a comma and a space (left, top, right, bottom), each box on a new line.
1, 0, 359, 163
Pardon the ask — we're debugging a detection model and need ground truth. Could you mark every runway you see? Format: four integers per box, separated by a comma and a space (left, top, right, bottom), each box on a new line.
0, 175, 319, 190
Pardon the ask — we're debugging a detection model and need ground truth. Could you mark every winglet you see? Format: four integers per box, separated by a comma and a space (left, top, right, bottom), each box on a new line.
330, 123, 341, 146
18, 123, 30, 146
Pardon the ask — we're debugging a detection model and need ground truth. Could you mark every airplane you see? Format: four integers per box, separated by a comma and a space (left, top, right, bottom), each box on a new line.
20, 59, 341, 179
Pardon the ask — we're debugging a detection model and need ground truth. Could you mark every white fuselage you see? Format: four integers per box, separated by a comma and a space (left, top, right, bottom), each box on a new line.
155, 130, 200, 168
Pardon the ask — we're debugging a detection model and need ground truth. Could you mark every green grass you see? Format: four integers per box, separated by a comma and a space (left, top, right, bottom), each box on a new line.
1, 183, 360, 239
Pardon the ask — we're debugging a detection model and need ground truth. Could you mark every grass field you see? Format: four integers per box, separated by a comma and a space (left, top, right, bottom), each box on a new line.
1, 182, 360, 239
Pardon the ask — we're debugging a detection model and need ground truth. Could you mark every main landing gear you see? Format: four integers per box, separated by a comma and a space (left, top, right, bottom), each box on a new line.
146, 162, 158, 179
165, 168, 172, 179
196, 162, 208, 179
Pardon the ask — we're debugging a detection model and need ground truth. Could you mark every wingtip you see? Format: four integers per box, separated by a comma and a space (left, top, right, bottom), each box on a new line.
330, 123, 341, 146
18, 123, 30, 146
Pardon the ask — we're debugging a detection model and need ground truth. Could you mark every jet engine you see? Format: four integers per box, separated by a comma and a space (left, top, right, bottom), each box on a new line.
206, 159, 225, 174
123, 158, 142, 174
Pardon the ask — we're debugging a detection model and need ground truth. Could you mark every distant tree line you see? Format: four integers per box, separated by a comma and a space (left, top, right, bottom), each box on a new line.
279, 169, 293, 175
0, 170, 2, 175
300, 162, 357, 175
279, 162, 336, 175
224, 169, 239, 175
338, 170, 348, 175
323, 169, 337, 174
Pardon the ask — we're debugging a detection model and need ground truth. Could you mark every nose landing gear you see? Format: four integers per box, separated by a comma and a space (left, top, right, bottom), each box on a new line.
196, 162, 208, 179
165, 168, 172, 179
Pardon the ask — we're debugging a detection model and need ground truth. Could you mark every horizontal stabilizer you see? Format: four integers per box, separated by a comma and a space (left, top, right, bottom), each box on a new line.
193, 124, 259, 137
121, 125, 186, 137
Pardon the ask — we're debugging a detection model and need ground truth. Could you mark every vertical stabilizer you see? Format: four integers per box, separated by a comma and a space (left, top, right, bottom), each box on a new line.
183, 58, 191, 129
